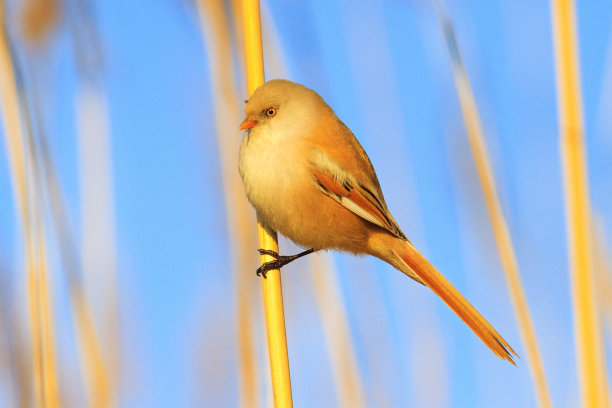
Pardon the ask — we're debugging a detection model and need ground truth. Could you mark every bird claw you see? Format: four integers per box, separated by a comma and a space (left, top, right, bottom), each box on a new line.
256, 249, 280, 279
255, 248, 316, 279
257, 249, 280, 258
256, 261, 282, 279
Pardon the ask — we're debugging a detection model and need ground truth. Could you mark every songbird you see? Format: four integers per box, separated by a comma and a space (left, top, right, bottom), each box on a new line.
238, 79, 517, 364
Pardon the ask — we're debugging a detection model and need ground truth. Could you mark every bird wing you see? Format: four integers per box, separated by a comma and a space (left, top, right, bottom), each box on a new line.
306, 118, 426, 284
309, 148, 407, 241
309, 152, 426, 285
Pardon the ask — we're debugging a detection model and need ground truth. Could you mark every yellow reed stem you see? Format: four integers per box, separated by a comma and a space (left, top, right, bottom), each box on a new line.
550, 1, 608, 407
26, 248, 43, 407
72, 290, 112, 408
252, 6, 366, 404
44, 141, 114, 407
36, 236, 60, 408
196, 0, 261, 405
27, 75, 114, 407
0, 4, 28, 230
242, 0, 265, 94
242, 2, 292, 405
0, 3, 61, 406
437, 8, 552, 408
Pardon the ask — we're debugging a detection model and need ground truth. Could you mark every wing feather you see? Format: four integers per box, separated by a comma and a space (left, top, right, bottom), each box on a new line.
311, 165, 406, 241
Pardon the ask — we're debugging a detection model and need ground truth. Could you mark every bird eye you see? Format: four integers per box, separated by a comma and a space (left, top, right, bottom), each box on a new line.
265, 107, 277, 117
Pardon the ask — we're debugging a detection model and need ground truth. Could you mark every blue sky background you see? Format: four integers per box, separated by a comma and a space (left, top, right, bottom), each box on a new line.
0, 0, 611, 407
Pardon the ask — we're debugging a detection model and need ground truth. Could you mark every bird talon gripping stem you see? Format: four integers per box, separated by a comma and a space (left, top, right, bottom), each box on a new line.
255, 248, 316, 278
257, 249, 280, 258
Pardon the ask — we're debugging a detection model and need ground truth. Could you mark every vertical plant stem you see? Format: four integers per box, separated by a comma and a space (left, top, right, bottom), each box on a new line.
196, 0, 261, 405
310, 255, 366, 408
241, 2, 292, 405
251, 6, 366, 404
75, 84, 116, 408
73, 290, 111, 408
29, 83, 113, 407
550, 1, 608, 407
0, 3, 61, 407
35, 235, 60, 408
26, 248, 43, 408
435, 5, 552, 407
19, 53, 114, 407
0, 18, 63, 408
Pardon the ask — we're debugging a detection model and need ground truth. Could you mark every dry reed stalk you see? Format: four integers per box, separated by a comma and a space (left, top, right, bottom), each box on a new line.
435, 5, 552, 407
61, 4, 118, 402
25, 90, 61, 408
26, 251, 44, 408
72, 290, 112, 408
35, 235, 60, 408
34, 97, 113, 408
195, 0, 261, 406
550, 1, 608, 407
20, 55, 114, 406
310, 255, 366, 408
75, 84, 117, 408
0, 4, 62, 406
13, 0, 115, 404
252, 6, 367, 404
241, 0, 293, 406
336, 3, 451, 403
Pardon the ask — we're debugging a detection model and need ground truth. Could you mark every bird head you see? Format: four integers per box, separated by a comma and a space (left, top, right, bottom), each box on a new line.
239, 79, 332, 135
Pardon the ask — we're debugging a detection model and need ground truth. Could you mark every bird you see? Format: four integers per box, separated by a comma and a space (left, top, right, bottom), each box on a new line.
238, 79, 517, 364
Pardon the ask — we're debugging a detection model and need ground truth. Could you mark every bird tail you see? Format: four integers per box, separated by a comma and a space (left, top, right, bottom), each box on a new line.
393, 240, 517, 364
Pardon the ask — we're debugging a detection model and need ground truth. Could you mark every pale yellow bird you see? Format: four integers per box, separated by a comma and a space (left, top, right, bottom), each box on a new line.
238, 79, 517, 364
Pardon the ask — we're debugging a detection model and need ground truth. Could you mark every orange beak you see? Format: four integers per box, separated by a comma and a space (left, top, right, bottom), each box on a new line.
239, 118, 259, 130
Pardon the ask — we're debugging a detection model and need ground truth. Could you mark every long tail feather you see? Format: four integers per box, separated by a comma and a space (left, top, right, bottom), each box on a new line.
395, 241, 518, 364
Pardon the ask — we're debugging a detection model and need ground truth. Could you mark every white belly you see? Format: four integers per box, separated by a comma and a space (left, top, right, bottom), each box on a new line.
238, 127, 306, 234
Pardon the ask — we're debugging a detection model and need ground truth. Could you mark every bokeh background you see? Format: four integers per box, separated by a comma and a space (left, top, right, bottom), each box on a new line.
0, 0, 611, 407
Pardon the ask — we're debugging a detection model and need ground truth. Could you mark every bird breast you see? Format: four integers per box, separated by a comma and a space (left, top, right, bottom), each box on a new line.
238, 125, 309, 233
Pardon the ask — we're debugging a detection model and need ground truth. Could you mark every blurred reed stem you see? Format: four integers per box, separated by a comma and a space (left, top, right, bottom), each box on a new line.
550, 1, 608, 407
75, 84, 116, 408
68, 1, 118, 399
435, 4, 552, 407
18, 52, 114, 406
310, 255, 366, 408
35, 235, 60, 408
0, 3, 60, 406
196, 0, 261, 405
17, 46, 114, 406
252, 6, 367, 404
73, 291, 112, 408
241, 0, 293, 406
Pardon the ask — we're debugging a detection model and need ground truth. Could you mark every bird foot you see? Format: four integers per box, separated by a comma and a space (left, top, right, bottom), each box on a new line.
255, 248, 315, 278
